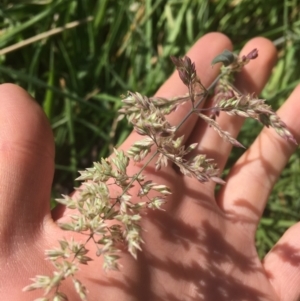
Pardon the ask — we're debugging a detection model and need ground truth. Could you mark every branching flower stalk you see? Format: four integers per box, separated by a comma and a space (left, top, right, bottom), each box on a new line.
24, 48, 297, 301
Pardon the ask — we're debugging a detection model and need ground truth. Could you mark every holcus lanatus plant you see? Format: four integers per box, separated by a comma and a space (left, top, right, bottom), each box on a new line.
24, 49, 296, 301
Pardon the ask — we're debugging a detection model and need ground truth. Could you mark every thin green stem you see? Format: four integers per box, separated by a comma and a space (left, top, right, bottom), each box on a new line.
120, 150, 158, 197
175, 73, 222, 132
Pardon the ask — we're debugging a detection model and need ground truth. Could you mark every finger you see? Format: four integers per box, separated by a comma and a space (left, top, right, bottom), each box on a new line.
187, 37, 277, 182
262, 222, 300, 301
121, 32, 232, 152
217, 83, 300, 227
0, 84, 54, 252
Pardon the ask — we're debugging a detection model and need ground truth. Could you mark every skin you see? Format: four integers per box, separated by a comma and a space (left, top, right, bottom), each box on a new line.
0, 32, 300, 301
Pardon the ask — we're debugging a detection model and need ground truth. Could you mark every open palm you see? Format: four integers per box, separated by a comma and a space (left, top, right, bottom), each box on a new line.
1, 33, 300, 301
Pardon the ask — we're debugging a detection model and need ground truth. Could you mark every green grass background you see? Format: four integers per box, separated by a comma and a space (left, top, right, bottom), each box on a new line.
1, 0, 300, 257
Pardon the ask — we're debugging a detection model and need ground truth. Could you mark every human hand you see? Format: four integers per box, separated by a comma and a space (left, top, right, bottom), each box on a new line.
1, 32, 300, 301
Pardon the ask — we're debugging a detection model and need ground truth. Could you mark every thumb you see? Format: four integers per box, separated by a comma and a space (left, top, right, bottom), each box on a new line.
0, 83, 55, 250
263, 222, 300, 301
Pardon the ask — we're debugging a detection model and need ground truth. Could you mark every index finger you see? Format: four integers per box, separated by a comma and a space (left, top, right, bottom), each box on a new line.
120, 32, 232, 152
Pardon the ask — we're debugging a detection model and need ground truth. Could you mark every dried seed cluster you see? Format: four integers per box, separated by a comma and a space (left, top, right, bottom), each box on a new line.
25, 48, 296, 301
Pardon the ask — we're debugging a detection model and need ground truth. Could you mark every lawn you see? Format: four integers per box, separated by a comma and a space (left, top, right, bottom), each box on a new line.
1, 0, 300, 257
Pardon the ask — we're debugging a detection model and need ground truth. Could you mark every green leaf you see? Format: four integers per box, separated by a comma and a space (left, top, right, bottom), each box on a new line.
211, 49, 237, 67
